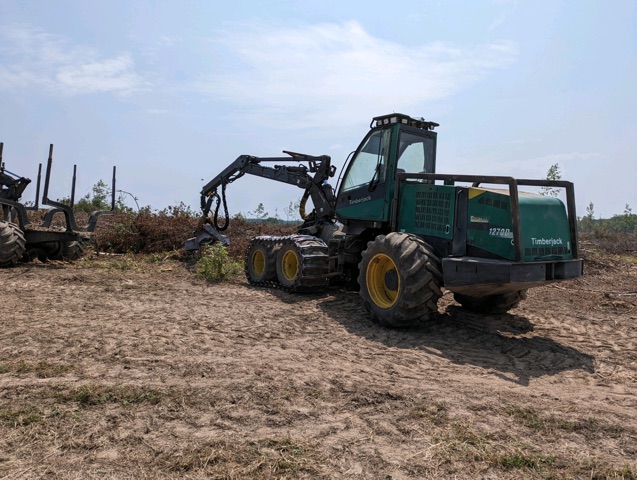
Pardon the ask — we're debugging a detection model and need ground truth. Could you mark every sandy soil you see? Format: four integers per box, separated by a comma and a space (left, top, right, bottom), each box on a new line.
0, 253, 635, 479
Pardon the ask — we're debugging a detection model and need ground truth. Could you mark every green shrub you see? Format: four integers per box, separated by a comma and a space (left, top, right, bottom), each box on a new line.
196, 243, 243, 282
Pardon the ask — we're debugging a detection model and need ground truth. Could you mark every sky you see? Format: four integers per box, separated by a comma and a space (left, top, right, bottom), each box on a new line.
1, 0, 635, 220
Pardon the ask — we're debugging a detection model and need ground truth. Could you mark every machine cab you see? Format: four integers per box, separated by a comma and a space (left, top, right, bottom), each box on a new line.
335, 113, 438, 224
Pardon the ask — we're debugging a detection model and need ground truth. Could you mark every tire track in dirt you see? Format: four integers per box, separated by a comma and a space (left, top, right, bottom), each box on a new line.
2, 261, 636, 479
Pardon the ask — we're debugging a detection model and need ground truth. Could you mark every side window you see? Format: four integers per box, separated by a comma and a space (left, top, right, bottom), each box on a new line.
397, 132, 435, 174
342, 130, 390, 192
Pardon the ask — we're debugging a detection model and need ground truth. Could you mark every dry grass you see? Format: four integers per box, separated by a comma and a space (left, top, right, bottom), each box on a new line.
2, 217, 635, 478
93, 213, 297, 258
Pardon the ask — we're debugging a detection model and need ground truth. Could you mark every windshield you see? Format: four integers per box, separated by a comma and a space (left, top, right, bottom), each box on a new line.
341, 129, 390, 192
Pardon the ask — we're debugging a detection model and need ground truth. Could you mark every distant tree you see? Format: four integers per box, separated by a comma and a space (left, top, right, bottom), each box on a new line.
578, 201, 596, 233
540, 163, 561, 197
58, 179, 133, 214
624, 204, 633, 216
614, 204, 637, 233
578, 202, 637, 234
248, 203, 268, 221
283, 199, 301, 221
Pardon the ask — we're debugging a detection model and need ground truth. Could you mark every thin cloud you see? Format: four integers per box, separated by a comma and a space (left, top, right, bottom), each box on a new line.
198, 20, 518, 128
0, 24, 145, 95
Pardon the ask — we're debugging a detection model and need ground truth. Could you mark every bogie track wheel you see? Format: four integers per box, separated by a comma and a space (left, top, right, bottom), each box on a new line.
245, 237, 279, 285
358, 233, 442, 328
0, 221, 26, 267
275, 235, 329, 292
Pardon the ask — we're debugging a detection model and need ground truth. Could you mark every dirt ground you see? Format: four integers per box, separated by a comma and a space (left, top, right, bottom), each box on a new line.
1, 252, 635, 479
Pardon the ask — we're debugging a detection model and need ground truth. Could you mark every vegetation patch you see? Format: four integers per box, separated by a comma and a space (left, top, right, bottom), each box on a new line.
504, 403, 626, 439
495, 451, 556, 470
410, 399, 449, 426
58, 384, 162, 407
195, 242, 243, 282
0, 360, 74, 378
154, 437, 326, 478
0, 405, 44, 427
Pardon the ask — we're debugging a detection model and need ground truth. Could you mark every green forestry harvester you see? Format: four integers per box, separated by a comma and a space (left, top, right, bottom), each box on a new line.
0, 143, 116, 266
187, 113, 583, 327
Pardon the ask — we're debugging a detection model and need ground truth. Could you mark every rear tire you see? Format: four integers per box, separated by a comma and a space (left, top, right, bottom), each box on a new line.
245, 236, 279, 285
61, 241, 84, 260
454, 290, 528, 314
0, 221, 26, 267
358, 233, 442, 328
40, 240, 85, 261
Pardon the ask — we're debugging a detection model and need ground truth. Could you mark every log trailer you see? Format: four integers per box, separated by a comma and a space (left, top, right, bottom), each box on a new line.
0, 143, 116, 266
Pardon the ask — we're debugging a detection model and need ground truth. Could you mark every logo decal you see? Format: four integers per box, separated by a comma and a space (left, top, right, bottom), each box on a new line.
349, 196, 372, 206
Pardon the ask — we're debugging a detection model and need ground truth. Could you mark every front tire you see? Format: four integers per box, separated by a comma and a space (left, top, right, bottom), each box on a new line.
454, 290, 528, 314
358, 233, 442, 328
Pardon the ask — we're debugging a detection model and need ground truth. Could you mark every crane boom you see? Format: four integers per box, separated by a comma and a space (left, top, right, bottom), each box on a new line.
186, 150, 338, 250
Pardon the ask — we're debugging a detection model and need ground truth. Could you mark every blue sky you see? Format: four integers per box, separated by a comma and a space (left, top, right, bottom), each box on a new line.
1, 0, 635, 219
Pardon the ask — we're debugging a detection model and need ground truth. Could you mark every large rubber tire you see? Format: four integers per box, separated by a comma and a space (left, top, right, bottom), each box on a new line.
358, 233, 442, 328
40, 241, 64, 261
245, 236, 280, 285
61, 241, 84, 260
0, 221, 26, 267
454, 290, 528, 314
275, 235, 329, 292
39, 240, 84, 261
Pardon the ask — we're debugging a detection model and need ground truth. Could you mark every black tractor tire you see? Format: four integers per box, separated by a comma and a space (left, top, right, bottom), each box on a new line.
245, 236, 280, 285
454, 290, 528, 314
61, 241, 85, 260
358, 233, 442, 328
275, 235, 329, 292
39, 240, 84, 261
40, 241, 64, 261
0, 221, 26, 267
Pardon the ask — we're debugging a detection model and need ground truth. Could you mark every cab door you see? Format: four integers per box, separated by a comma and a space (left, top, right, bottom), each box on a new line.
336, 128, 391, 222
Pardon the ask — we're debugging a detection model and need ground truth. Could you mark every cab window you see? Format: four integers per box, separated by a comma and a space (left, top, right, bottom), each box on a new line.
397, 132, 435, 174
342, 129, 390, 192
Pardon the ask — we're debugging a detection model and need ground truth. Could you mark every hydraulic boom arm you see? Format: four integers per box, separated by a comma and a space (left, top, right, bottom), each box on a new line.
199, 151, 337, 231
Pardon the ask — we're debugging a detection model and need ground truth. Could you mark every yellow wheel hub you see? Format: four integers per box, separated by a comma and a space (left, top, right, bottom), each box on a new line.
251, 250, 265, 276
281, 250, 299, 281
366, 253, 400, 308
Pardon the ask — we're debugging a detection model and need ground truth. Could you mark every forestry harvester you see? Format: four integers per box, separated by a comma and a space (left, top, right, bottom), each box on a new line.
187, 113, 583, 327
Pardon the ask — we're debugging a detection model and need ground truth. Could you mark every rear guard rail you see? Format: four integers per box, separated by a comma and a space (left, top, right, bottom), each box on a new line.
390, 173, 579, 262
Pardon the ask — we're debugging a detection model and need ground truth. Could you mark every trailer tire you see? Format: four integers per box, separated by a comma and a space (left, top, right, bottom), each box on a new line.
358, 233, 442, 328
245, 237, 279, 285
454, 290, 528, 314
0, 221, 26, 267
61, 241, 84, 260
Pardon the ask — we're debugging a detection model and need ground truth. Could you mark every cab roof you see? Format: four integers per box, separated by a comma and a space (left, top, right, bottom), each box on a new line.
371, 113, 439, 131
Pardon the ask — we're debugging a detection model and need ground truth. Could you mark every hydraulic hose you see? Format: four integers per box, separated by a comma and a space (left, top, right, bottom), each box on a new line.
212, 182, 230, 231
299, 188, 311, 220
